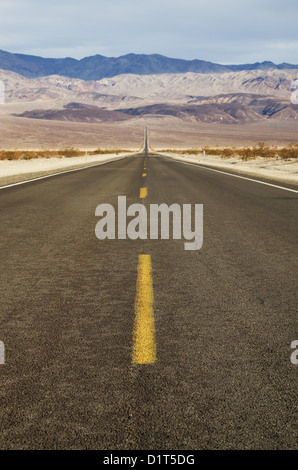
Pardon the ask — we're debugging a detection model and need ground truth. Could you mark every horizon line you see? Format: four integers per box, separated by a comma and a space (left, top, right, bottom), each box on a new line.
0, 49, 297, 67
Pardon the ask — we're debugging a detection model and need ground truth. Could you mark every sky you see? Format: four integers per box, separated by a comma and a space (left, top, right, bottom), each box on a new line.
0, 0, 297, 64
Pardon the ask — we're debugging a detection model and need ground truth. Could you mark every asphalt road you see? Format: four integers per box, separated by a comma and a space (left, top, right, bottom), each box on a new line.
0, 151, 297, 450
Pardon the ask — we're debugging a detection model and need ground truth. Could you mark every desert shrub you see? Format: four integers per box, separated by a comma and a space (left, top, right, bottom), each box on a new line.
221, 147, 235, 158
58, 148, 83, 158
279, 144, 298, 159
1, 145, 297, 161
0, 151, 20, 160
157, 145, 298, 160
202, 147, 223, 156
181, 148, 201, 155
0, 147, 133, 160
89, 148, 133, 155
160, 148, 205, 155
239, 147, 254, 161
92, 148, 133, 155
251, 142, 272, 159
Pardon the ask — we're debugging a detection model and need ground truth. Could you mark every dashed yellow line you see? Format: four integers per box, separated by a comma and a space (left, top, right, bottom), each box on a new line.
142, 173, 146, 177
132, 255, 156, 364
140, 187, 147, 198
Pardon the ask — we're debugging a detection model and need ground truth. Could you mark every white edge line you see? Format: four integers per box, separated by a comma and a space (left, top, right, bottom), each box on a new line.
162, 155, 298, 194
0, 154, 131, 190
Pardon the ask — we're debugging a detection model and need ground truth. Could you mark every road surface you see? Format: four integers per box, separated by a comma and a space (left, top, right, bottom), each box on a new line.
0, 151, 297, 450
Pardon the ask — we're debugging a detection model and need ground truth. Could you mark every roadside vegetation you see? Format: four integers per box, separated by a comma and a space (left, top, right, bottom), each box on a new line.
160, 143, 298, 160
0, 148, 133, 161
88, 148, 133, 155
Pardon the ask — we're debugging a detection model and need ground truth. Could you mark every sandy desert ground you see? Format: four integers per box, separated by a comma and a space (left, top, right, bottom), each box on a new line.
0, 113, 297, 150
162, 152, 298, 185
0, 152, 129, 186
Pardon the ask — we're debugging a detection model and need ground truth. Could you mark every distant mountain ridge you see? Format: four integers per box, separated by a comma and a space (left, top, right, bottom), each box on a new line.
0, 49, 298, 80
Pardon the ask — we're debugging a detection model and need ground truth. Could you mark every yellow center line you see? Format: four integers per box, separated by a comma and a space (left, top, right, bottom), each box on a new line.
132, 255, 156, 364
140, 187, 147, 198
142, 172, 146, 177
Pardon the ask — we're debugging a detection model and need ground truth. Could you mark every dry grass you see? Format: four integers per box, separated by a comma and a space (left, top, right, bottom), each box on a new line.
160, 143, 298, 161
88, 148, 133, 155
0, 148, 133, 161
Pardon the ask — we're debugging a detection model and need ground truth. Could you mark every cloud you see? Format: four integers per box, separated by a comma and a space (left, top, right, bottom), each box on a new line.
0, 0, 297, 63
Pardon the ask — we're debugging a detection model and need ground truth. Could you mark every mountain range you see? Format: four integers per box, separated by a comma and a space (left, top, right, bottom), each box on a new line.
1, 49, 298, 80
0, 50, 297, 132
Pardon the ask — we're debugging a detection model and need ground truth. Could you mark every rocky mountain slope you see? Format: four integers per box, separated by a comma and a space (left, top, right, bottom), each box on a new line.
1, 68, 297, 105
0, 65, 297, 125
